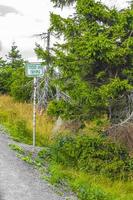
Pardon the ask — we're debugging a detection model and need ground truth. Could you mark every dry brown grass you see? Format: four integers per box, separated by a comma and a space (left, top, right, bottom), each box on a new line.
108, 123, 133, 151
0, 95, 54, 145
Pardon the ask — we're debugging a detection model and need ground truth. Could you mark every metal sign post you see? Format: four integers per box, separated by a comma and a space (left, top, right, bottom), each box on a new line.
33, 77, 37, 147
25, 62, 44, 147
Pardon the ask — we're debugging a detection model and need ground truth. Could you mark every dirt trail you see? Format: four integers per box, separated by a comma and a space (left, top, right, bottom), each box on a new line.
0, 133, 66, 200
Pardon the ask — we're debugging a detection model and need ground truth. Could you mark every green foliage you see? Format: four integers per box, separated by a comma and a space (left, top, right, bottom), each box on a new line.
36, 0, 133, 122
18, 143, 133, 200
38, 148, 51, 159
0, 43, 32, 102
99, 78, 133, 106
7, 43, 32, 102
71, 178, 114, 200
6, 42, 24, 69
0, 57, 6, 67
20, 154, 45, 168
20, 154, 34, 165
123, 68, 133, 84
9, 143, 25, 154
47, 99, 74, 119
49, 164, 67, 184
0, 67, 13, 94
49, 135, 132, 180
48, 163, 116, 200
10, 67, 32, 102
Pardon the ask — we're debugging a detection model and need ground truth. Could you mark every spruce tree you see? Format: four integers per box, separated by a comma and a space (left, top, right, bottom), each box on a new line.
7, 42, 24, 69
36, 0, 133, 121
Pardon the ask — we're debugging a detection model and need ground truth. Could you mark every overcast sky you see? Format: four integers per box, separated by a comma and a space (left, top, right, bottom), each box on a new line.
0, 0, 129, 61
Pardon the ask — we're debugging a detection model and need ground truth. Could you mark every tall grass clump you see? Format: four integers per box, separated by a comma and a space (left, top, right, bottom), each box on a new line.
0, 95, 54, 145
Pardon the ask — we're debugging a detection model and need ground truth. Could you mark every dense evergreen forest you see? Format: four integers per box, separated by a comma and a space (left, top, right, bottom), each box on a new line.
0, 1, 133, 199
0, 0, 133, 145
1, 0, 133, 124
0, 0, 133, 143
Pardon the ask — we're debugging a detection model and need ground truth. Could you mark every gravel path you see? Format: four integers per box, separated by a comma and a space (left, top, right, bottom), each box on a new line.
0, 132, 69, 200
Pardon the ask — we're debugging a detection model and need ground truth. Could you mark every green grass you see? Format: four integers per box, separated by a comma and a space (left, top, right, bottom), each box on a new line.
48, 163, 133, 200
8, 140, 133, 200
2, 95, 133, 200
36, 135, 133, 200
8, 143, 25, 154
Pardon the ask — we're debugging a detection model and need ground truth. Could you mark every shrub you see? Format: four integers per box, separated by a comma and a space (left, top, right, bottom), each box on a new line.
50, 135, 132, 180
9, 144, 25, 154
10, 68, 32, 102
0, 67, 13, 94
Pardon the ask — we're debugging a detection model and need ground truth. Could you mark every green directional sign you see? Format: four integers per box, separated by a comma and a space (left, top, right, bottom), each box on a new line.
25, 62, 44, 77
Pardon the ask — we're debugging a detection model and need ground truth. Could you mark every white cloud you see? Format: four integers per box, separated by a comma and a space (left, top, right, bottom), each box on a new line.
102, 0, 129, 9
0, 0, 129, 60
0, 5, 20, 16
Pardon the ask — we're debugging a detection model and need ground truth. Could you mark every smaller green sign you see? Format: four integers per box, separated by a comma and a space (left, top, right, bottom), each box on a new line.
25, 62, 44, 77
